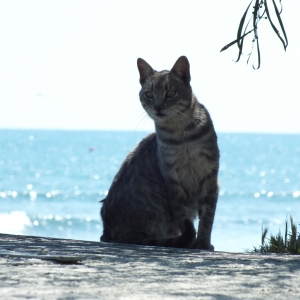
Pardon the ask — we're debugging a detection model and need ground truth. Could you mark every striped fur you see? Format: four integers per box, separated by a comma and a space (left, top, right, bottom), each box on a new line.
100, 56, 219, 249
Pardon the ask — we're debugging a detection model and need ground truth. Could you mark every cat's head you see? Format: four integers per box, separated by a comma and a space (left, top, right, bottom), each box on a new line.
137, 56, 193, 124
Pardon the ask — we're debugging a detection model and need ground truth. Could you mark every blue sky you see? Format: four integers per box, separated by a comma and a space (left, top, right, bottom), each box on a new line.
0, 0, 299, 133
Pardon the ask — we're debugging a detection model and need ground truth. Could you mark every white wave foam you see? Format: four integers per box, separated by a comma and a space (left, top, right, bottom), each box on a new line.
0, 211, 32, 234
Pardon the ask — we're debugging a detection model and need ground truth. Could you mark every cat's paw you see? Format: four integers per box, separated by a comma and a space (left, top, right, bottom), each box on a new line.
206, 244, 214, 251
193, 241, 214, 251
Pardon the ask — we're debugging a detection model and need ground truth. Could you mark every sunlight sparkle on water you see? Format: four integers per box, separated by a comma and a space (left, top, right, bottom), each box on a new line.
0, 211, 32, 234
293, 191, 300, 198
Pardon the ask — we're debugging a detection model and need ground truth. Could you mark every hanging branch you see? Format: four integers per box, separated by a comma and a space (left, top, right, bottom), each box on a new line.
220, 0, 288, 69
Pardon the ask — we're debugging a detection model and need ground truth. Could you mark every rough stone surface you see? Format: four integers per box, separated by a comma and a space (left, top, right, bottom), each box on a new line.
0, 233, 300, 299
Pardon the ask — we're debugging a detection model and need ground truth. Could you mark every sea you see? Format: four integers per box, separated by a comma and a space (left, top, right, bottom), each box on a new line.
1, 129, 299, 253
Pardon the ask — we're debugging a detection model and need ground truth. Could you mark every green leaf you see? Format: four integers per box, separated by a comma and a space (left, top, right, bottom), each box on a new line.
264, 0, 287, 51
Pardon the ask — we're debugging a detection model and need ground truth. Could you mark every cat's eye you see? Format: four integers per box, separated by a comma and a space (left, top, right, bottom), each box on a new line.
166, 90, 176, 98
145, 91, 154, 99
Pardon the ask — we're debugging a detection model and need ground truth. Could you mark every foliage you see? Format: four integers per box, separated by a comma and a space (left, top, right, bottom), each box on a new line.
253, 216, 300, 254
221, 0, 288, 69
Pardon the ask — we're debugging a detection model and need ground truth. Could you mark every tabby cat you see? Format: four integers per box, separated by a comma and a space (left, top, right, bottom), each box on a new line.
100, 56, 219, 250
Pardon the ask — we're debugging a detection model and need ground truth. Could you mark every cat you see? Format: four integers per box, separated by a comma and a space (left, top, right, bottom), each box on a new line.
100, 56, 219, 250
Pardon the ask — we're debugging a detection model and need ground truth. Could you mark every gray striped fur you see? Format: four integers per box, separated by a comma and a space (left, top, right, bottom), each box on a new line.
100, 56, 219, 249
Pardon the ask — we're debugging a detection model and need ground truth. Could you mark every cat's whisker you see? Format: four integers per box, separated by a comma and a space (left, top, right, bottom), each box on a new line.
169, 114, 181, 134
131, 108, 149, 124
169, 111, 186, 131
172, 109, 190, 122
135, 112, 150, 132
131, 108, 148, 120
169, 113, 183, 132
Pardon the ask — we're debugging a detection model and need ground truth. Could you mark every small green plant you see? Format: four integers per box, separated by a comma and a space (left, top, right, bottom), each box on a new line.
253, 216, 300, 254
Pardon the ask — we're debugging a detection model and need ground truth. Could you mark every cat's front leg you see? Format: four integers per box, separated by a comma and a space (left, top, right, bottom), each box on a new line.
195, 175, 219, 250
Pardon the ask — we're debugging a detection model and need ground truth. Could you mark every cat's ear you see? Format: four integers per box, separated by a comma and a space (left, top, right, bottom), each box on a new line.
170, 56, 191, 84
137, 58, 154, 85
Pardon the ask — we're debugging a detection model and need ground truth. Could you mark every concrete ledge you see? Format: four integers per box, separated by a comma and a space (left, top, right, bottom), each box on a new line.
0, 233, 300, 299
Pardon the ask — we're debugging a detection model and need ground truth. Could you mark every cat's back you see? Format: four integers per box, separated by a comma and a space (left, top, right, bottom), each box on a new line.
103, 132, 164, 202
117, 132, 158, 176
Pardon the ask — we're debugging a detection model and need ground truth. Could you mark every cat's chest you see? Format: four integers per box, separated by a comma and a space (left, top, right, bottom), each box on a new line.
160, 143, 213, 190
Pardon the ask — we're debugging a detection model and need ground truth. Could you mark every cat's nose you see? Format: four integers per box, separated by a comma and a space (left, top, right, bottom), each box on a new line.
154, 103, 166, 112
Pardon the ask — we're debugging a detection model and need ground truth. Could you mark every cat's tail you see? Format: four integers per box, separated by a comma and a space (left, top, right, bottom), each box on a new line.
101, 218, 196, 249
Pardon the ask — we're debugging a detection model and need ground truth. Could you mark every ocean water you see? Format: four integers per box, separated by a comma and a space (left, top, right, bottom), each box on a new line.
1, 129, 300, 252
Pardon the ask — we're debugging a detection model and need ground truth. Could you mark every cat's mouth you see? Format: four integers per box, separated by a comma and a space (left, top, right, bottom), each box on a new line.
154, 110, 167, 117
